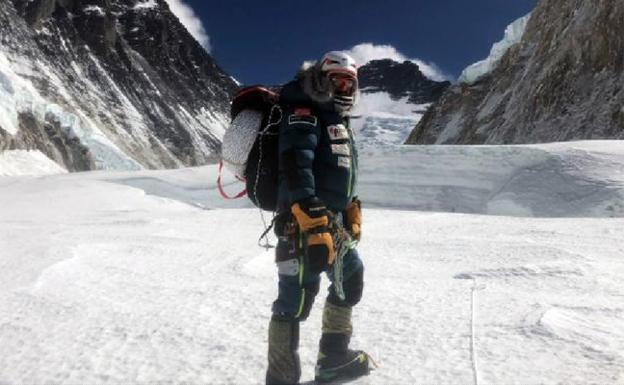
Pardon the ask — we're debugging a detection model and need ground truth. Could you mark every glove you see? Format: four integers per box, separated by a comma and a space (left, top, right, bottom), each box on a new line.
291, 197, 336, 272
345, 197, 362, 242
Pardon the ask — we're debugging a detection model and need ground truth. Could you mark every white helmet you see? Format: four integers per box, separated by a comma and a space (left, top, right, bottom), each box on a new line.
320, 51, 358, 77
317, 51, 358, 112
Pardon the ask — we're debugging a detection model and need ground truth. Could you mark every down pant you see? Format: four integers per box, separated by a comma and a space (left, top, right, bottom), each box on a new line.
266, 224, 364, 384
272, 230, 364, 321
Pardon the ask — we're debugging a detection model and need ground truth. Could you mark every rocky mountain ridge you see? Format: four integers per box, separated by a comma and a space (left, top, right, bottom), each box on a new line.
407, 0, 624, 145
358, 59, 450, 104
351, 59, 450, 146
0, 0, 237, 171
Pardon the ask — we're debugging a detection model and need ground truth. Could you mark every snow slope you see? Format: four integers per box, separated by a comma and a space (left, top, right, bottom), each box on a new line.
0, 150, 67, 176
1, 141, 624, 384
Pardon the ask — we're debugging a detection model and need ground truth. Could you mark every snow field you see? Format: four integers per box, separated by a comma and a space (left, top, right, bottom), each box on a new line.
1, 140, 624, 383
0, 176, 623, 383
359, 212, 624, 384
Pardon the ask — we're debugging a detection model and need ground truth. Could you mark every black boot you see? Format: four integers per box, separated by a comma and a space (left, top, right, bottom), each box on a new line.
315, 333, 371, 384
266, 317, 301, 385
314, 302, 370, 384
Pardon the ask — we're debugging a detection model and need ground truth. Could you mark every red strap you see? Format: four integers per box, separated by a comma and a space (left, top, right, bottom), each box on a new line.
217, 161, 247, 200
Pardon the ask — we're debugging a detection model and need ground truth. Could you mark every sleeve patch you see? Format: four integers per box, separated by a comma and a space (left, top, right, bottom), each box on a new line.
288, 114, 318, 126
331, 143, 351, 156
327, 124, 349, 140
337, 157, 351, 169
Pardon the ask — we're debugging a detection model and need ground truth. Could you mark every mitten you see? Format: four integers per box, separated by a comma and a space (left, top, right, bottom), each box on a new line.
345, 197, 362, 241
291, 197, 336, 272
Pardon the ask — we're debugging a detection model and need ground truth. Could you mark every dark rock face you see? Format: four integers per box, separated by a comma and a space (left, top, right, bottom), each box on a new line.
1, 0, 237, 170
407, 0, 624, 145
358, 59, 450, 104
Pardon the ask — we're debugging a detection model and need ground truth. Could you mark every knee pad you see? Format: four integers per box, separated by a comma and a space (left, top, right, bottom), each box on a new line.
328, 266, 364, 307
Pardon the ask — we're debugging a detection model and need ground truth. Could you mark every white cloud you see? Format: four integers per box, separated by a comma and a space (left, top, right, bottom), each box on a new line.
164, 0, 211, 52
343, 43, 451, 82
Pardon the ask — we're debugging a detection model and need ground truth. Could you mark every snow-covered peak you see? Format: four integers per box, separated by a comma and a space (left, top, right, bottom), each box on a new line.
459, 13, 531, 84
410, 0, 624, 145
0, 0, 236, 172
352, 58, 449, 146
358, 59, 449, 103
343, 43, 450, 82
163, 0, 211, 51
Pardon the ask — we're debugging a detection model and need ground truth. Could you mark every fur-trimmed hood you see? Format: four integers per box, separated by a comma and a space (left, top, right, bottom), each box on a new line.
294, 61, 359, 115
295, 61, 333, 104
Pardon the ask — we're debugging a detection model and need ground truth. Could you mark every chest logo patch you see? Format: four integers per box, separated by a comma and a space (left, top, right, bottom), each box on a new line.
331, 143, 351, 156
327, 124, 349, 141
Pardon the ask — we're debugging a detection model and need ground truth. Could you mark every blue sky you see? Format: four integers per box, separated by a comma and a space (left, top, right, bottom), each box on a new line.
167, 0, 537, 85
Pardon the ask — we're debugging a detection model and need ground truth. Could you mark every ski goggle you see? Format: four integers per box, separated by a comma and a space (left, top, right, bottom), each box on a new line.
328, 73, 357, 95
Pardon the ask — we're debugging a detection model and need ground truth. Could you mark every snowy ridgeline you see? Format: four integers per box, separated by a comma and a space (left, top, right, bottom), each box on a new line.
1, 140, 624, 384
458, 13, 531, 84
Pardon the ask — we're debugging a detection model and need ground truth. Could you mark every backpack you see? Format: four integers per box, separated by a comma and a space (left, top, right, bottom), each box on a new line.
219, 86, 282, 211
